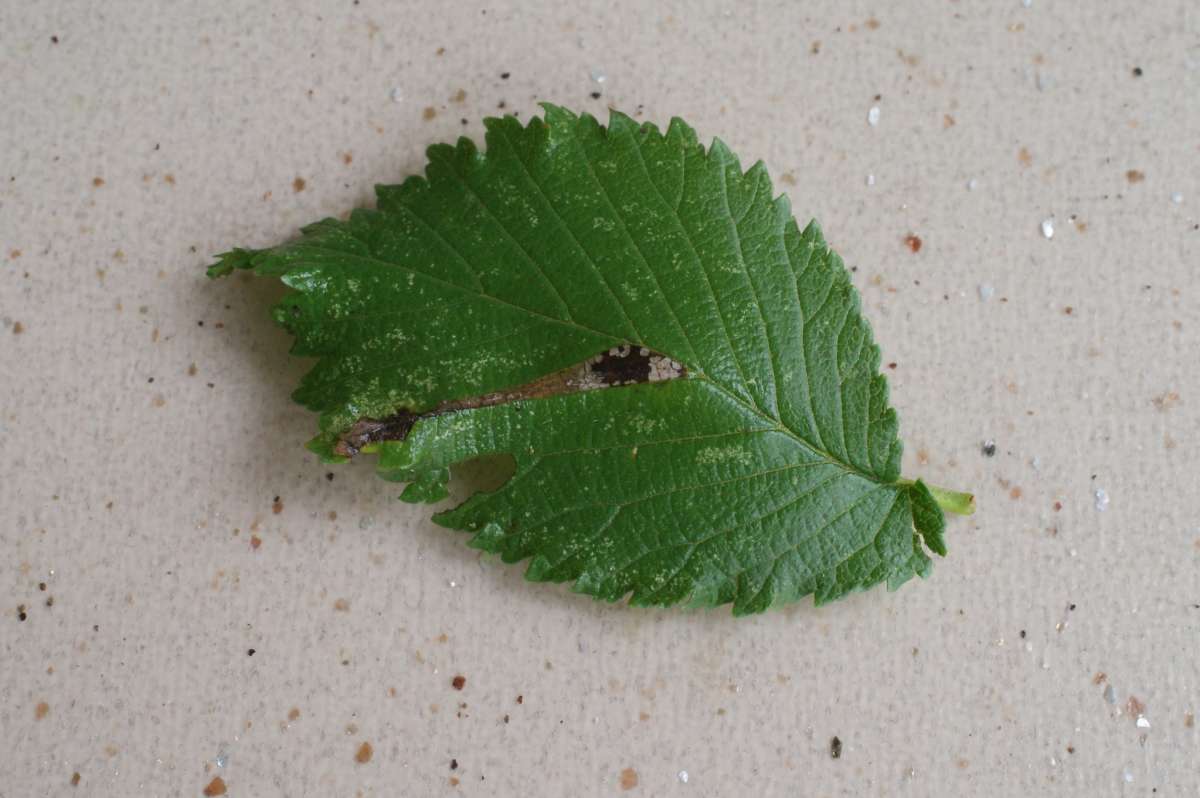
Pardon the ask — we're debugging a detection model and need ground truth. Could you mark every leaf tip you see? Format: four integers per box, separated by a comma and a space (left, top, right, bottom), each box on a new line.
205, 247, 260, 279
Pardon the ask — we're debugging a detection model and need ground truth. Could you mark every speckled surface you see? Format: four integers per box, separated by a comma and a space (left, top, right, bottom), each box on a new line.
2, 1, 1198, 795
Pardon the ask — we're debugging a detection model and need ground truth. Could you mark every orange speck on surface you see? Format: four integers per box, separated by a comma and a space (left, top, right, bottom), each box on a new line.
187, 363, 197, 376
8, 249, 20, 259
249, 535, 262, 550
638, 711, 650, 721
92, 177, 105, 187
333, 598, 350, 612
288, 707, 300, 721
943, 113, 956, 128
423, 106, 437, 120
70, 772, 80, 786
904, 234, 922, 253
452, 88, 466, 103
1151, 390, 1180, 411
449, 776, 460, 786
451, 674, 466, 690
327, 510, 337, 521
12, 321, 24, 335
1053, 501, 1063, 511
292, 177, 306, 192
1018, 147, 1033, 167
202, 776, 227, 796
163, 173, 175, 185
1125, 169, 1145, 183
864, 17, 880, 29
1009, 486, 1022, 500
620, 768, 639, 790
355, 741, 373, 763
35, 701, 49, 719
272, 498, 283, 514
342, 152, 353, 164
151, 394, 166, 407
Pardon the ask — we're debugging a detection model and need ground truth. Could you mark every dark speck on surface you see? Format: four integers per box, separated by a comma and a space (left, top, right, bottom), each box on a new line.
1132, 66, 1143, 77
500, 72, 510, 79
982, 440, 997, 457
452, 675, 466, 690
590, 91, 601, 100
247, 648, 256, 656
450, 758, 458, 770
830, 736, 842, 759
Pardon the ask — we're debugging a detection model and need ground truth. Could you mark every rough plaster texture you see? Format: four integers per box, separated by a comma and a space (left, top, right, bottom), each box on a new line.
1, 1, 1198, 795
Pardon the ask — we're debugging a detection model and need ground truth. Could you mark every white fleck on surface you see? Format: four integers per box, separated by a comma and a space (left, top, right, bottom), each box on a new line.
867, 106, 880, 126
1123, 766, 1134, 783
1041, 216, 1055, 239
1094, 488, 1109, 512
389, 87, 404, 103
589, 68, 607, 84
1170, 192, 1183, 204
677, 770, 689, 783
978, 283, 994, 301
1022, 0, 1033, 7
967, 178, 978, 191
866, 174, 876, 186
1136, 715, 1150, 728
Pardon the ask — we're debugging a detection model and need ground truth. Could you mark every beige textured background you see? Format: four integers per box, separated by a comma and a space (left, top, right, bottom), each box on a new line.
2, 1, 1197, 795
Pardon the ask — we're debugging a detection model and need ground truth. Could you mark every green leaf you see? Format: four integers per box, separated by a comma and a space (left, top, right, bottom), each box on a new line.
210, 104, 973, 614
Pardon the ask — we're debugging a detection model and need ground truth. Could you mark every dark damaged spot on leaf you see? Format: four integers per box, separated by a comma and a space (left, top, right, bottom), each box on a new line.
332, 347, 686, 457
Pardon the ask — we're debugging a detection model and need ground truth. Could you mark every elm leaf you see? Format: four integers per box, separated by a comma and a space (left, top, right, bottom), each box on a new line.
210, 104, 973, 614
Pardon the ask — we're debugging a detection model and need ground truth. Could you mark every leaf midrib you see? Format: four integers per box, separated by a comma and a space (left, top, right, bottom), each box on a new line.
298, 232, 889, 488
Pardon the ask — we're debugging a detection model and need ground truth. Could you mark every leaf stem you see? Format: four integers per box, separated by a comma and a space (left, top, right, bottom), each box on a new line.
900, 479, 976, 516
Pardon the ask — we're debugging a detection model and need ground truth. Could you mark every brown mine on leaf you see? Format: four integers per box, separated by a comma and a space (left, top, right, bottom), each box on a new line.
333, 346, 686, 457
